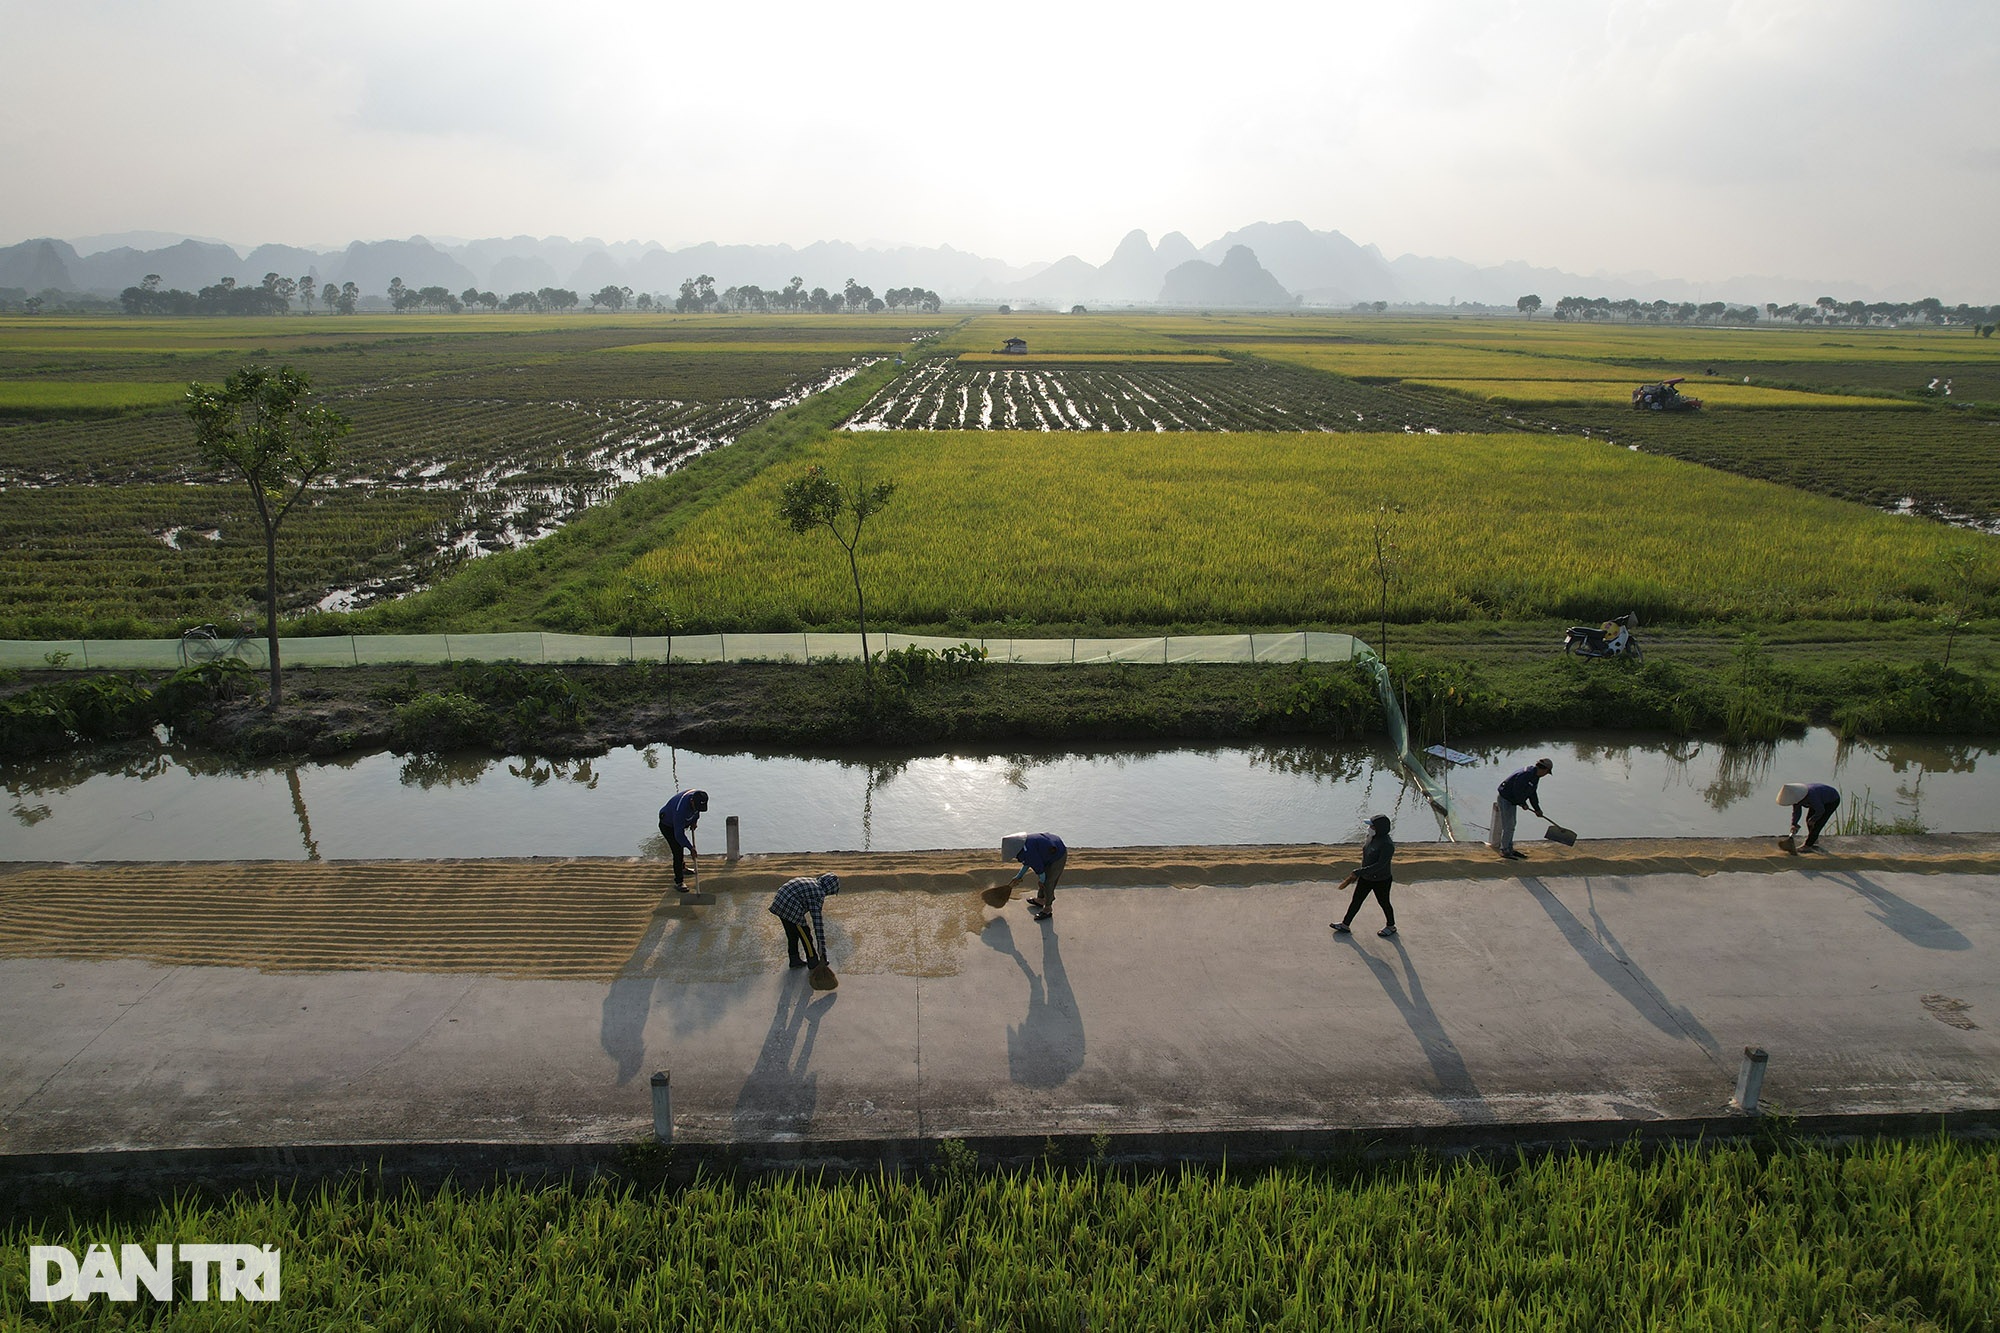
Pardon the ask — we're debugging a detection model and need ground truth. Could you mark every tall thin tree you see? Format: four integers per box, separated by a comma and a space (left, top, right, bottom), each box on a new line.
778, 463, 896, 686
184, 365, 349, 710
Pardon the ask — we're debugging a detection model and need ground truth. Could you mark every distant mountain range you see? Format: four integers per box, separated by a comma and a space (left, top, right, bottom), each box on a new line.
0, 224, 1911, 309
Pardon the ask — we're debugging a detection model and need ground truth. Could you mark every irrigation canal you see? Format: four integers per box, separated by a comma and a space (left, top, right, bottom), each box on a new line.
2, 728, 1994, 863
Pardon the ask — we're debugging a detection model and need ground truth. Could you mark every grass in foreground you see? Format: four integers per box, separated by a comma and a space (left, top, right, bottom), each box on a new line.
3, 1136, 1994, 1329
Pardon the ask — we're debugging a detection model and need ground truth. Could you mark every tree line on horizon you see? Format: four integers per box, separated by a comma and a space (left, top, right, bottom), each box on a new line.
91, 272, 942, 318
1516, 292, 1999, 333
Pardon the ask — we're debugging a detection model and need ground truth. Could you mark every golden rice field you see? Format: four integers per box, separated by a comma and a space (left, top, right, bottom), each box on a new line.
1245, 342, 1623, 380
1409, 379, 1915, 410
1442, 321, 2000, 366
625, 428, 2000, 627
938, 316, 1210, 355
954, 352, 1231, 364
606, 340, 919, 356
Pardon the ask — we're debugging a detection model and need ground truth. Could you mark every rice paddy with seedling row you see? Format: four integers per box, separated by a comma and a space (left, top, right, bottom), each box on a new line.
0, 317, 929, 635
843, 358, 1504, 434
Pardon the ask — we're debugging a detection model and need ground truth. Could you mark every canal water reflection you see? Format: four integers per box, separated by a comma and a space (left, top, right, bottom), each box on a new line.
1, 729, 1992, 863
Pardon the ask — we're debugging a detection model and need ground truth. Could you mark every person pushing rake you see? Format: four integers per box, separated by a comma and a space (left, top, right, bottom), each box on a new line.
657, 787, 708, 893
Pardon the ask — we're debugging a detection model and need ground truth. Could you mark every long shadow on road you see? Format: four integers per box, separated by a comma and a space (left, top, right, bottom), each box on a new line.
1339, 933, 1492, 1121
733, 975, 837, 1135
982, 915, 1085, 1088
599, 905, 741, 1085
1810, 870, 1971, 950
1530, 877, 1722, 1064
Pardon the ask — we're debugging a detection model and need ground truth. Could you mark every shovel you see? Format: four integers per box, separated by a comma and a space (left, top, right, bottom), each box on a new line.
980, 882, 1014, 908
1542, 818, 1578, 847
809, 963, 839, 992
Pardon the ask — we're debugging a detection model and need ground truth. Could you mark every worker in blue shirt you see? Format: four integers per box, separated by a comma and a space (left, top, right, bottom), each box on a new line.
1492, 758, 1553, 860
1780, 782, 1840, 850
1003, 832, 1068, 920
657, 788, 708, 892
769, 873, 840, 968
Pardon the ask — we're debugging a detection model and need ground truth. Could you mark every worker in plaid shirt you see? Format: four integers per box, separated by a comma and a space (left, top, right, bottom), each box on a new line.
769, 873, 840, 968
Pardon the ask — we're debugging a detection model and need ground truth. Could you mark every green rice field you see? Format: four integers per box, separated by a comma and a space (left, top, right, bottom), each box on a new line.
4, 1136, 1993, 1329
0, 380, 187, 419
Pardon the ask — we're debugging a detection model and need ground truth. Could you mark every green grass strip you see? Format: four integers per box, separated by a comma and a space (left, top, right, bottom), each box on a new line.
3, 1136, 1994, 1328
0, 381, 187, 419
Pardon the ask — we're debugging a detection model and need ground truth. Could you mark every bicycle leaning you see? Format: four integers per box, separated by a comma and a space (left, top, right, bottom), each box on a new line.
178, 624, 266, 668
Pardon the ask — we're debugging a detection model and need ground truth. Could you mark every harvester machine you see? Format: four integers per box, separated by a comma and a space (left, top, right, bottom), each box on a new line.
1632, 377, 1702, 411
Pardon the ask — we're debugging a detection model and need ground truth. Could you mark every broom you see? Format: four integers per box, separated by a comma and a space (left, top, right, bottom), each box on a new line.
809, 962, 838, 991
980, 881, 1014, 908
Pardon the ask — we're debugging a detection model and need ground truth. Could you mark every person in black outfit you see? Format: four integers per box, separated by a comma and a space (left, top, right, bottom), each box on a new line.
1781, 782, 1841, 850
1331, 815, 1397, 938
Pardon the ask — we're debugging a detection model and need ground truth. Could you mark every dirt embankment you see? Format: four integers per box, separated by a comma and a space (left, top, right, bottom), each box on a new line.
4, 659, 1387, 761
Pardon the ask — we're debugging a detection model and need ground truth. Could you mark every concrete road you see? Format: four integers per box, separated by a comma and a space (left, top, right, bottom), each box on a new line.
2, 839, 1996, 1160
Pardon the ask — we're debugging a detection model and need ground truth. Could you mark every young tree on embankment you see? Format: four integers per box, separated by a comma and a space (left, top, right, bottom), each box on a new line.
184, 365, 350, 711
777, 463, 896, 688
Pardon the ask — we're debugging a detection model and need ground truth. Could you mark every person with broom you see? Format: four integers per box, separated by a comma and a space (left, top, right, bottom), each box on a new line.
1332, 814, 1397, 937
770, 872, 840, 970
1000, 832, 1067, 920
657, 788, 708, 893
1492, 758, 1553, 859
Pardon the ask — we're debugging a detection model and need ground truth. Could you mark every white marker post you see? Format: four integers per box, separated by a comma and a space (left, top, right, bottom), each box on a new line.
1733, 1047, 1769, 1114
651, 1069, 672, 1143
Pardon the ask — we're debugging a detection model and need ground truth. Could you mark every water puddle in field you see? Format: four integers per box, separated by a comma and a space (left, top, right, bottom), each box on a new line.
311, 361, 887, 611
1, 729, 1993, 863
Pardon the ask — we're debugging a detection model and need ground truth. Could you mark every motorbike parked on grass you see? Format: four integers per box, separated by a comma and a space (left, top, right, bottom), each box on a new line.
1564, 612, 1643, 661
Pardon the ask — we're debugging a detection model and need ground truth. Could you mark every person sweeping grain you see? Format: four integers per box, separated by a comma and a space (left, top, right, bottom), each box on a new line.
1331, 815, 1398, 938
1492, 759, 1553, 860
769, 872, 839, 969
1779, 782, 1840, 851
1002, 832, 1067, 920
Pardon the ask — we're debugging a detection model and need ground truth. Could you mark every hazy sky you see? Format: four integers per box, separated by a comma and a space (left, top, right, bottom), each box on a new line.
4, 0, 1997, 295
